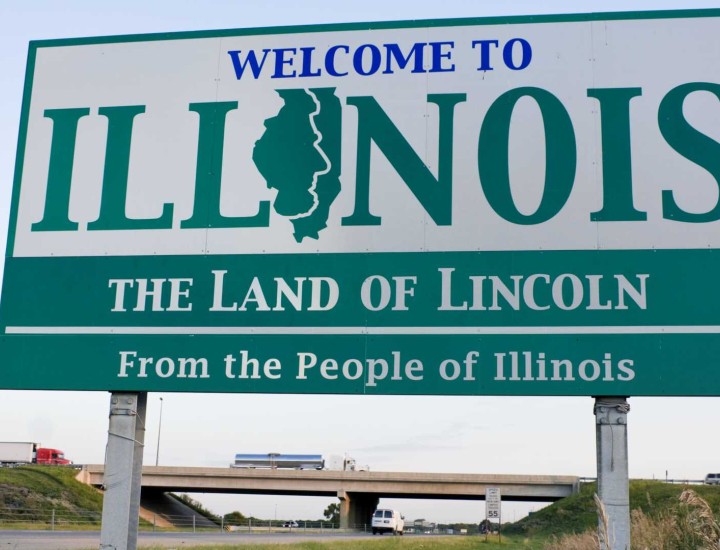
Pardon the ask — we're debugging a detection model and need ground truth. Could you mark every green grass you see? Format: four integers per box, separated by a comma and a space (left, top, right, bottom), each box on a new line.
629, 480, 720, 514
503, 482, 598, 537
505, 480, 720, 538
138, 535, 545, 550
0, 465, 103, 524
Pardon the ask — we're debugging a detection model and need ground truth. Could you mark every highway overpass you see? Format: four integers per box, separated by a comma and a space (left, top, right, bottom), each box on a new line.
77, 465, 580, 527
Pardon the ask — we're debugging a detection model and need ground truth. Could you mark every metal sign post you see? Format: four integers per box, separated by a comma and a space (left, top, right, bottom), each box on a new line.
99, 392, 147, 550
594, 397, 630, 550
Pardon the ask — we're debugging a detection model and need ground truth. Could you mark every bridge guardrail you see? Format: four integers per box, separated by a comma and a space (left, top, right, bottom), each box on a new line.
578, 477, 705, 485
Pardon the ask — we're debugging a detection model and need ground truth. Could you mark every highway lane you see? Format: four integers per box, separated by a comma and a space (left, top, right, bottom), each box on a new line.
0, 530, 381, 549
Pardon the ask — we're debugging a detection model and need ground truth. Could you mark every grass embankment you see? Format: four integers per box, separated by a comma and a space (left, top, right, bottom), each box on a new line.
0, 465, 103, 527
506, 480, 720, 538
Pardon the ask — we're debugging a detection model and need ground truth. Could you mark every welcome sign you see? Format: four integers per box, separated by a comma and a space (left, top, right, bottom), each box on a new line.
2, 10, 720, 395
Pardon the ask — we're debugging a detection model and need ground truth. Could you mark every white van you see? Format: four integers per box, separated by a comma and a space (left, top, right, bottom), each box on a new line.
371, 508, 404, 535
705, 473, 720, 485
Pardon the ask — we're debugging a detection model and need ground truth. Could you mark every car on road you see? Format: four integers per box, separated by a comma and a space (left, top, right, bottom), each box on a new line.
283, 521, 299, 528
371, 508, 404, 535
705, 473, 720, 485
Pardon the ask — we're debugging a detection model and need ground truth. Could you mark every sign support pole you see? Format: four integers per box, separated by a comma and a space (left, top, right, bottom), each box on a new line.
99, 392, 147, 550
594, 397, 630, 550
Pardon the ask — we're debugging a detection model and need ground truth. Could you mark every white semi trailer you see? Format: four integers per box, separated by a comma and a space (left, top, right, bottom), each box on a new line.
230, 453, 367, 471
0, 442, 36, 464
0, 442, 72, 465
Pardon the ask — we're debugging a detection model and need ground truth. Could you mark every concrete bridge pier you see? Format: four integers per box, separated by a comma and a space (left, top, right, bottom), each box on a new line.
338, 490, 378, 529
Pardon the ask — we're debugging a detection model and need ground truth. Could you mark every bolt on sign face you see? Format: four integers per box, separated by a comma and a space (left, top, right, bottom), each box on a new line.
2, 10, 720, 395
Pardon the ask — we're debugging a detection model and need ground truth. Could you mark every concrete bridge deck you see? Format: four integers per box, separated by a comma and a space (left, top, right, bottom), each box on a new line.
78, 465, 579, 501
78, 465, 580, 527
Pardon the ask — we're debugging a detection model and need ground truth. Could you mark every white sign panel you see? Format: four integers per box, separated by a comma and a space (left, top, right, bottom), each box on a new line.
10, 12, 720, 258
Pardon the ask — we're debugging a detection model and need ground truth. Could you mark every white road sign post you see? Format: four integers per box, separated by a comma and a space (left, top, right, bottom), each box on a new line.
595, 397, 631, 550
485, 487, 501, 541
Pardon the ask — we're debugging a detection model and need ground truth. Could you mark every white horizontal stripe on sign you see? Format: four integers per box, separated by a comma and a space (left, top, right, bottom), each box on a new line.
6, 326, 720, 335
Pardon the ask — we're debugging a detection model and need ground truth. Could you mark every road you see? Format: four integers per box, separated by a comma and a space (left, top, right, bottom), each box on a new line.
0, 530, 379, 549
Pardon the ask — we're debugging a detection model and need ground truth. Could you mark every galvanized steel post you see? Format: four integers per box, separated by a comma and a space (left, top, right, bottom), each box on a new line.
99, 392, 147, 550
594, 397, 630, 550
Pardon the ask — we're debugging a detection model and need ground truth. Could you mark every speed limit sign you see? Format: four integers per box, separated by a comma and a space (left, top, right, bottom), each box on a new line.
486, 488, 501, 522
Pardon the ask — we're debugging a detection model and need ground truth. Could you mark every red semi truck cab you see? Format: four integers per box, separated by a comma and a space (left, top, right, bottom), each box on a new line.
36, 447, 72, 465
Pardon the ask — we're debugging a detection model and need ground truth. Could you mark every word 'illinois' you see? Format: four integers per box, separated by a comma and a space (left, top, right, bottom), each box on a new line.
32, 83, 720, 236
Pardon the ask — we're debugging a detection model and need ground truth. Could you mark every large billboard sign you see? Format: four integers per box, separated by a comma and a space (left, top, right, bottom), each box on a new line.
2, 10, 720, 395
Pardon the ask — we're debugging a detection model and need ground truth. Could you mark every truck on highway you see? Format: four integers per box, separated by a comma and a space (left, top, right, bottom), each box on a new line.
230, 453, 368, 471
0, 442, 72, 466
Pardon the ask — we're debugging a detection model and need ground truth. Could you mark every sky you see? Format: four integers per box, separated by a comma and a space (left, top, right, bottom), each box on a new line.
1, 0, 720, 525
